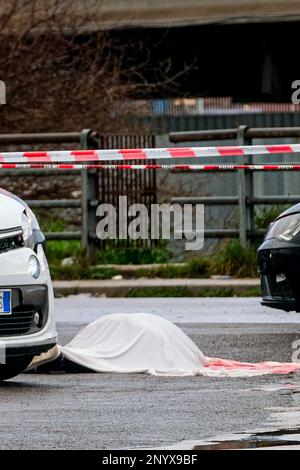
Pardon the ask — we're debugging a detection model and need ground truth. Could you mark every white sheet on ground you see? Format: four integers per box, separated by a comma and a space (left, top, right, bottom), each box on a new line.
60, 313, 300, 377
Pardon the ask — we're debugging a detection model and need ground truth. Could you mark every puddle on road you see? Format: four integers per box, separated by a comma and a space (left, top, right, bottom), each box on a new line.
190, 397, 300, 449
192, 428, 300, 449
161, 428, 300, 450
162, 394, 300, 450
147, 382, 300, 450
194, 387, 300, 450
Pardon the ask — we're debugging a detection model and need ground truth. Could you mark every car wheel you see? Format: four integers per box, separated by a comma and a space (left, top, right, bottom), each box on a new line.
0, 356, 34, 381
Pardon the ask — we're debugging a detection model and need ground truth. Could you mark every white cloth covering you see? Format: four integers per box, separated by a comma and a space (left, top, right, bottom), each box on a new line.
60, 313, 208, 376
59, 312, 300, 377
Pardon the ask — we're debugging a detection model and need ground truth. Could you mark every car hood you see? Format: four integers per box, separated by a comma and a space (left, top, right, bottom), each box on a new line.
0, 189, 26, 231
275, 202, 300, 220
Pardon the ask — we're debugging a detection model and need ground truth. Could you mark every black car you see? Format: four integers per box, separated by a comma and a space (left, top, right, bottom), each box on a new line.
258, 203, 300, 312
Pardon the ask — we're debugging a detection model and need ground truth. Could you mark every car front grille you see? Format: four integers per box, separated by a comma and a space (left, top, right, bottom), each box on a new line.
0, 308, 37, 335
0, 286, 48, 337
259, 249, 300, 301
0, 233, 23, 255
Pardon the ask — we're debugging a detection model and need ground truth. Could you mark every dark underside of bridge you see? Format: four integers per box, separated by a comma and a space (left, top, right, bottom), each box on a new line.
104, 21, 300, 101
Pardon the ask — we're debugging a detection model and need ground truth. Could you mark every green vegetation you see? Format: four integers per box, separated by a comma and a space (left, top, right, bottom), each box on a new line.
38, 214, 260, 281
46, 240, 258, 280
211, 240, 258, 278
37, 213, 81, 264
45, 240, 81, 265
255, 205, 288, 230
50, 264, 118, 281
126, 286, 261, 298
96, 244, 170, 265
133, 257, 211, 279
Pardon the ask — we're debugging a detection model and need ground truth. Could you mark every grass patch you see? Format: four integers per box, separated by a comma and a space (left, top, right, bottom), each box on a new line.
37, 212, 260, 282
47, 240, 259, 280
38, 214, 67, 233
211, 240, 258, 278
133, 257, 212, 279
126, 286, 260, 297
45, 240, 81, 263
50, 263, 118, 281
96, 244, 170, 265
239, 287, 261, 297
37, 213, 82, 266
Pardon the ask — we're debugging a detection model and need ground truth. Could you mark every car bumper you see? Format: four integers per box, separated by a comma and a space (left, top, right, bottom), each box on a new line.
260, 298, 298, 312
0, 245, 57, 355
258, 242, 300, 312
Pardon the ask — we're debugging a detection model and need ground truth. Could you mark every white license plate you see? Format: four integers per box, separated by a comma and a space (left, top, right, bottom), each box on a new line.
0, 290, 12, 315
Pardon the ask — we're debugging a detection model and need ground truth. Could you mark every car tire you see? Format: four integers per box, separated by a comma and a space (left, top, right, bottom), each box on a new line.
0, 356, 34, 381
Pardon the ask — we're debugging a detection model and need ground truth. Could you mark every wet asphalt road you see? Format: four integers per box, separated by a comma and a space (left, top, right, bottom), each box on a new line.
1, 297, 300, 450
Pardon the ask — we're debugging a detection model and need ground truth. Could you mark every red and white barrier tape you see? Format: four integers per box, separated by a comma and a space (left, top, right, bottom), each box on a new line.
0, 143, 300, 163
2, 163, 300, 171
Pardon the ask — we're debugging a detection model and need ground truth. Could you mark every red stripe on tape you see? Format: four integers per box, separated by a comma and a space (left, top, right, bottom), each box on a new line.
71, 150, 97, 162
23, 152, 52, 163
203, 165, 221, 170
167, 148, 197, 158
71, 150, 96, 156
23, 152, 49, 157
2, 164, 17, 169
216, 147, 244, 156
73, 155, 99, 162
118, 149, 148, 160
266, 145, 293, 154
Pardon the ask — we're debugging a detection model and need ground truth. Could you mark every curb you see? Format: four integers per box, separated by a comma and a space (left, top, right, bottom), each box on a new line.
53, 278, 260, 297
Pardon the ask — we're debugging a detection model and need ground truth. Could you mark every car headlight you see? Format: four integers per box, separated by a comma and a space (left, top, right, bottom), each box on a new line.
22, 208, 45, 249
265, 213, 300, 242
22, 212, 35, 249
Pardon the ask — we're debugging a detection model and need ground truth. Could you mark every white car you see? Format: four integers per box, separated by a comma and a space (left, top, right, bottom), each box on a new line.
0, 188, 57, 380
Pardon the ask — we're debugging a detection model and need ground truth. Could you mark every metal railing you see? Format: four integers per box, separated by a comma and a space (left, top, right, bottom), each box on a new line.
0, 130, 157, 258
0, 129, 99, 249
169, 125, 300, 246
1, 126, 300, 254
128, 98, 300, 116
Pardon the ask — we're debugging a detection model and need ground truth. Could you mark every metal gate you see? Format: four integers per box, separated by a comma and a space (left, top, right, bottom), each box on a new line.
97, 134, 157, 248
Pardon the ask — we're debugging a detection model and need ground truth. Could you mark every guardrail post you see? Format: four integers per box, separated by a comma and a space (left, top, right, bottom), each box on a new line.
80, 129, 99, 259
237, 125, 254, 247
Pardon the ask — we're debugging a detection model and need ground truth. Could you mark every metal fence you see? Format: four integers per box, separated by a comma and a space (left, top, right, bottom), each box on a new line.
97, 134, 157, 250
169, 125, 300, 246
0, 129, 98, 245
139, 111, 300, 135
128, 98, 300, 117
1, 126, 300, 254
0, 130, 157, 258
